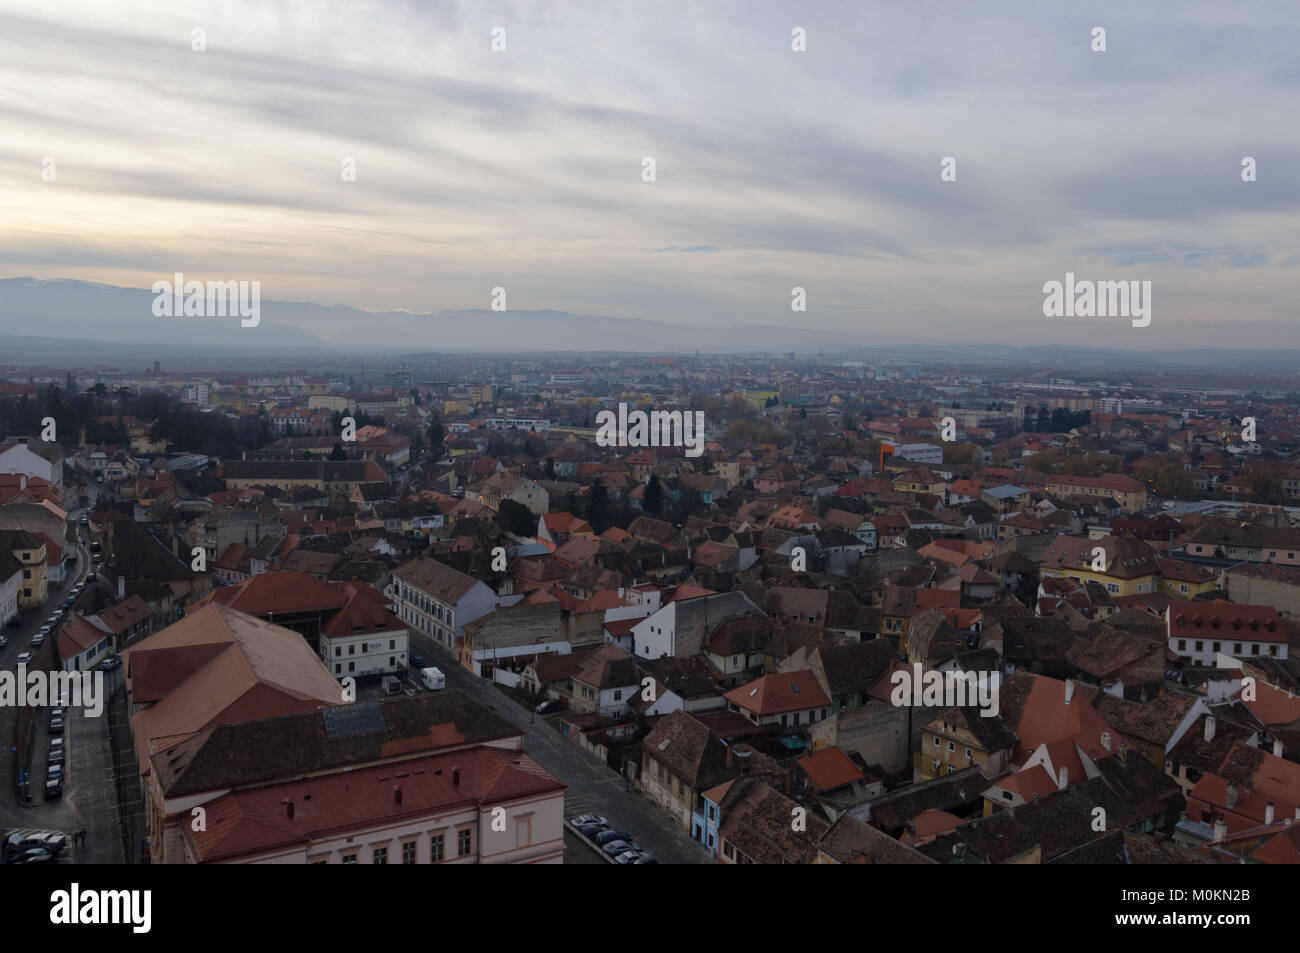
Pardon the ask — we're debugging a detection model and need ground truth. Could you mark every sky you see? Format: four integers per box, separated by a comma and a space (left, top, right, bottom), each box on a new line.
0, 0, 1297, 349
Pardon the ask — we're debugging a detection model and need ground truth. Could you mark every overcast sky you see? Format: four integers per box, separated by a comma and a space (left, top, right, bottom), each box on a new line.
0, 0, 1296, 349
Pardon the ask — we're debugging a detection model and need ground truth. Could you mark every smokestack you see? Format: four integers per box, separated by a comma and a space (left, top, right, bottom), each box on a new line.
1265, 802, 1275, 825
1058, 767, 1069, 790
1225, 783, 1238, 809
1204, 715, 1216, 742
1213, 817, 1227, 842
1064, 679, 1074, 705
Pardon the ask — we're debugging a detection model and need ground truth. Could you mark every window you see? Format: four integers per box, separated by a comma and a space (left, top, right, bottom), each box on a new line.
402, 841, 417, 864
389, 639, 396, 650
1178, 639, 1186, 651
372, 846, 388, 864
947, 741, 955, 752
334, 646, 341, 657
430, 833, 444, 862
341, 853, 357, 864
348, 644, 355, 655
349, 661, 355, 672
932, 759, 940, 772
613, 689, 622, 701
1212, 642, 1221, 652
390, 656, 396, 667
933, 735, 940, 748
965, 747, 972, 758
1234, 643, 1243, 654
458, 828, 472, 857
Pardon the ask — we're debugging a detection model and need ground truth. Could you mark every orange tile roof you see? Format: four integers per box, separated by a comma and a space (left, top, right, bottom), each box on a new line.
797, 746, 864, 792
724, 670, 830, 715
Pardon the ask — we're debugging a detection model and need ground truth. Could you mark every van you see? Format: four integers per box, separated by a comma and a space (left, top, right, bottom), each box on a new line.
381, 675, 402, 696
420, 667, 445, 691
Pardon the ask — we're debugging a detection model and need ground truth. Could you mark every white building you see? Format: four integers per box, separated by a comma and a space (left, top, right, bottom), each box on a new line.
392, 557, 498, 650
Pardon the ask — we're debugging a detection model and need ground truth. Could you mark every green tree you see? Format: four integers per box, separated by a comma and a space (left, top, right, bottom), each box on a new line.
644, 476, 665, 515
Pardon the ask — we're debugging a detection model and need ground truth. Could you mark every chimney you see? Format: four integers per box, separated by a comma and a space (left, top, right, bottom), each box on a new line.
1101, 731, 1112, 752
1225, 782, 1238, 809
1204, 715, 1216, 742
1117, 741, 1127, 763
1058, 767, 1069, 790
19, 474, 25, 490
1265, 802, 1275, 825
1064, 679, 1074, 705
1274, 739, 1284, 758
1213, 816, 1227, 842
117, 574, 125, 600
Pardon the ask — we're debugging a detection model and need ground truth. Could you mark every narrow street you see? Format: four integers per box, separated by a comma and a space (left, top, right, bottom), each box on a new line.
410, 633, 711, 865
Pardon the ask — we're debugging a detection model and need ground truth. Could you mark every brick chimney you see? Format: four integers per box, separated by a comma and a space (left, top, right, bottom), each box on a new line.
1058, 767, 1068, 790
1265, 802, 1275, 825
1225, 782, 1238, 809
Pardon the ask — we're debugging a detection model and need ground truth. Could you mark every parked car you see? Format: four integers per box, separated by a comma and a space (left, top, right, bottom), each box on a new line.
3, 830, 70, 856
535, 699, 564, 715
570, 814, 608, 828
614, 849, 654, 864
0, 635, 7, 649
410, 654, 425, 668
47, 746, 63, 765
16, 651, 32, 666
85, 572, 96, 582
30, 633, 44, 648
44, 777, 62, 799
49, 715, 64, 734
595, 829, 633, 846
628, 853, 658, 865
602, 839, 640, 857
6, 847, 55, 864
47, 762, 63, 781
574, 822, 608, 839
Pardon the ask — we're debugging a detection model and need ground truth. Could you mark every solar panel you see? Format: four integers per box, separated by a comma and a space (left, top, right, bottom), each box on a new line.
322, 701, 387, 738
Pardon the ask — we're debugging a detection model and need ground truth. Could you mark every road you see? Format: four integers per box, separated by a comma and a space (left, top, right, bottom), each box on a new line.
410, 634, 711, 864
1, 478, 125, 863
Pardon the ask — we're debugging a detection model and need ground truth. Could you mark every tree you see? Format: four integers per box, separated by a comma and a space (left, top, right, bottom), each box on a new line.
329, 442, 347, 461
644, 476, 665, 515
495, 499, 536, 537
585, 480, 610, 532
427, 414, 445, 457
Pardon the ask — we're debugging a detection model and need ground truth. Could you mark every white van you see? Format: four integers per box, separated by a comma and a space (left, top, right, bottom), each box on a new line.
420, 667, 445, 691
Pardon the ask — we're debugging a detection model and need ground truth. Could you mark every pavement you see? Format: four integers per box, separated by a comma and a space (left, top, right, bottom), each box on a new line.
409, 633, 712, 865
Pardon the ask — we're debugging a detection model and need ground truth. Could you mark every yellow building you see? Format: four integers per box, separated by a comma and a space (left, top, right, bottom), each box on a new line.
1038, 534, 1160, 597
916, 707, 1012, 783
1, 530, 48, 608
